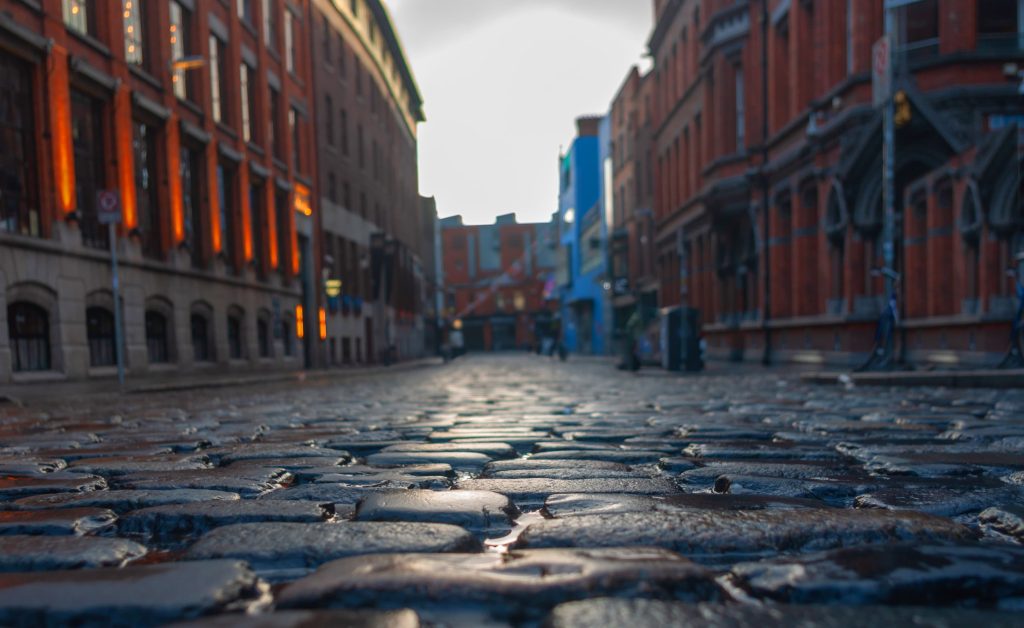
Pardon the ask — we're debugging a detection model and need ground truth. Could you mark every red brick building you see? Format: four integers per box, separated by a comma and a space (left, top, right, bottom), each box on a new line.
649, 0, 1023, 367
608, 66, 659, 350
440, 214, 558, 352
308, 0, 426, 366
0, 0, 319, 383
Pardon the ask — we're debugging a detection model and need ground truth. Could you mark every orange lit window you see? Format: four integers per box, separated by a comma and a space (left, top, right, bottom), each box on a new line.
318, 307, 327, 340
295, 305, 305, 339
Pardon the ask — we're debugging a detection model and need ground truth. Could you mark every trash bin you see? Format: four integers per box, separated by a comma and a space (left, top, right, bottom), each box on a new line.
681, 307, 703, 372
660, 307, 682, 371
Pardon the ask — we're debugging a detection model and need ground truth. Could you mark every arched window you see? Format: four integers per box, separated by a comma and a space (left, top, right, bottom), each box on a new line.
191, 312, 213, 362
257, 313, 272, 358
86, 307, 116, 367
7, 302, 50, 372
227, 308, 244, 360
146, 311, 170, 364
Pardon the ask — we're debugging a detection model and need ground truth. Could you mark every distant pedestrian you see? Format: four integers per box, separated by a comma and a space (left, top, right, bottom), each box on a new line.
619, 308, 643, 371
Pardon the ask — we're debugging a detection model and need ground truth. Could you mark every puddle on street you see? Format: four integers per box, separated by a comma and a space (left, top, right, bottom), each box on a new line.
484, 510, 546, 554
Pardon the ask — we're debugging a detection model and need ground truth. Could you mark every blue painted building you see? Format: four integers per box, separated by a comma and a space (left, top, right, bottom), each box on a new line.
557, 116, 610, 355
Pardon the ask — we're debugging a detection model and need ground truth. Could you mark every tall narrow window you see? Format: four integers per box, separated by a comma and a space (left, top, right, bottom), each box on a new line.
86, 307, 116, 367
262, 0, 276, 50
63, 0, 94, 36
134, 121, 162, 259
338, 36, 347, 77
268, 87, 281, 160
0, 51, 40, 238
357, 123, 365, 168
734, 65, 745, 152
284, 11, 295, 73
240, 63, 253, 143
8, 302, 51, 372
237, 0, 254, 25
191, 312, 213, 362
289, 107, 301, 172
209, 36, 223, 123
325, 94, 334, 146
123, 0, 146, 68
227, 311, 244, 359
898, 0, 939, 62
71, 90, 107, 249
170, 1, 193, 100
146, 310, 170, 363
340, 108, 349, 155
323, 14, 331, 60
276, 188, 290, 275
249, 180, 265, 276
180, 144, 204, 268
217, 163, 236, 271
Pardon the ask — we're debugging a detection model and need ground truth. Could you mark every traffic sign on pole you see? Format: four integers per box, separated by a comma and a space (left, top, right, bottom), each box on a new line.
97, 190, 122, 225
873, 35, 892, 108
97, 189, 126, 387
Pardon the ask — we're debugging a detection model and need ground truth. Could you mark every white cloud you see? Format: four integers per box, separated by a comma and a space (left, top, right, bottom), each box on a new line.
388, 0, 652, 224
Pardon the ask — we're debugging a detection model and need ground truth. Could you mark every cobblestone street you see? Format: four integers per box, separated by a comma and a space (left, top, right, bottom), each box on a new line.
1, 355, 1024, 626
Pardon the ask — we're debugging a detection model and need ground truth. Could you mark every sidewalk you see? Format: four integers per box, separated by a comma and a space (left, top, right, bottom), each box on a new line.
801, 369, 1024, 389
0, 358, 441, 407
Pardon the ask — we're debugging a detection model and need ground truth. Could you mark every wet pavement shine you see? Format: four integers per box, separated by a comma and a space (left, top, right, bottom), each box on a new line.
1, 354, 1023, 626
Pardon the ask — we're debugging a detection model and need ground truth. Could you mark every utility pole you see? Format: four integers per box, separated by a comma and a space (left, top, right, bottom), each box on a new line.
882, 6, 897, 336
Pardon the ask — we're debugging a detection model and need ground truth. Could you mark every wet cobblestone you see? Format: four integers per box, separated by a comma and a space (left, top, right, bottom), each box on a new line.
1, 354, 1024, 626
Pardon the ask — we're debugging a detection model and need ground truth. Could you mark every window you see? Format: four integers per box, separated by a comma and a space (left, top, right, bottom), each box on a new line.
350, 0, 358, 17
734, 65, 745, 152
238, 0, 254, 26
146, 310, 170, 364
356, 63, 363, 97
289, 107, 301, 172
217, 163, 236, 271
338, 36, 347, 77
898, 0, 939, 62
71, 90, 107, 250
285, 10, 296, 73
276, 188, 290, 274
328, 173, 337, 203
357, 123, 365, 168
325, 94, 334, 146
191, 312, 213, 362
240, 63, 254, 143
282, 316, 294, 356
86, 306, 116, 367
63, 0, 94, 36
227, 311, 244, 359
249, 180, 265, 275
977, 0, 1022, 52
846, 0, 855, 75
8, 302, 51, 372
269, 87, 281, 160
323, 14, 331, 60
0, 51, 40, 238
133, 121, 162, 260
257, 316, 271, 357
123, 0, 147, 69
209, 35, 226, 123
180, 144, 204, 268
170, 1, 194, 100
262, 0, 276, 50
342, 181, 351, 209
340, 109, 349, 155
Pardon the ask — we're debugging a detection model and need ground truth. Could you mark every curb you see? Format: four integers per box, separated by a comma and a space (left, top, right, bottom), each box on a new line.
802, 369, 1024, 389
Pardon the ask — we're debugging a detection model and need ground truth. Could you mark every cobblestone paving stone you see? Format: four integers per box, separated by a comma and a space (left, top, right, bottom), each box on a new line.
2, 355, 1024, 626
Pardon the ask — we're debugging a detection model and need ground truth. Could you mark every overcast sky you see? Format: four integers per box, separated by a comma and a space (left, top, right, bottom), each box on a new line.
387, 0, 653, 225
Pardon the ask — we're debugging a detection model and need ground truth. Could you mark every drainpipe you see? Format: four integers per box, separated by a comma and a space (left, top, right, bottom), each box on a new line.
760, 0, 773, 366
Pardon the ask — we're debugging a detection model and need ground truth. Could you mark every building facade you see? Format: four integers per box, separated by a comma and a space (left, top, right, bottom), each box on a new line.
608, 66, 659, 361
648, 0, 1023, 367
557, 116, 610, 355
309, 0, 426, 367
0, 0, 321, 384
441, 214, 558, 352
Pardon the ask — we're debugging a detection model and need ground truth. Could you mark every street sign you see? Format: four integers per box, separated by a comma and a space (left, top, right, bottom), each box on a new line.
873, 36, 892, 108
96, 190, 122, 225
